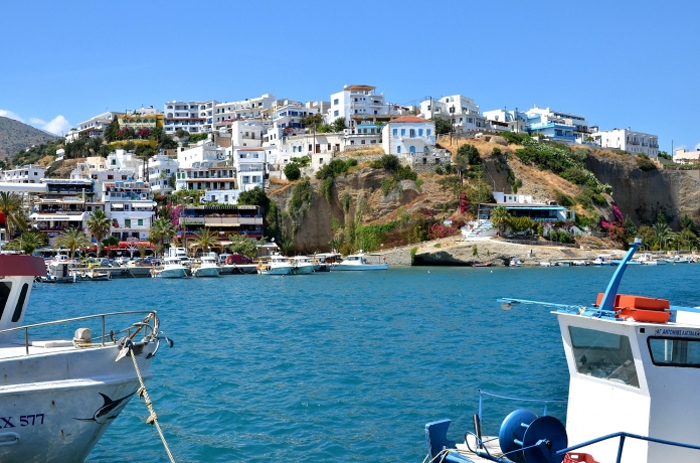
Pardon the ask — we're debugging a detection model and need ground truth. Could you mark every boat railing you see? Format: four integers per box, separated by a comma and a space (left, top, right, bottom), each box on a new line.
478, 388, 566, 419
0, 310, 160, 355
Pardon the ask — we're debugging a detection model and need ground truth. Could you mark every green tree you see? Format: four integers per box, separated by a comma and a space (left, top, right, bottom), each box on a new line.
191, 228, 221, 254
3, 230, 47, 255
331, 117, 346, 132
284, 163, 301, 181
227, 234, 260, 258
86, 209, 111, 257
149, 217, 177, 255
0, 192, 28, 239
653, 221, 672, 250
237, 187, 279, 240
489, 206, 511, 235
103, 117, 120, 142
55, 227, 91, 259
136, 144, 157, 183
433, 117, 452, 135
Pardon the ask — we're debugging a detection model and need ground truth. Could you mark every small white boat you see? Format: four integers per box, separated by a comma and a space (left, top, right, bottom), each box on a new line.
192, 252, 221, 278
257, 254, 294, 275
509, 257, 523, 267
592, 255, 612, 266
151, 249, 189, 279
291, 256, 316, 274
333, 252, 388, 271
672, 255, 692, 264
40, 255, 78, 283
539, 261, 552, 268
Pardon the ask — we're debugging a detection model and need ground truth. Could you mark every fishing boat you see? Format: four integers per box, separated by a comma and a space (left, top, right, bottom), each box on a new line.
591, 255, 612, 266
509, 257, 523, 268
151, 248, 189, 279
424, 238, 700, 463
257, 254, 294, 275
192, 252, 221, 278
290, 256, 316, 275
39, 254, 77, 284
332, 252, 388, 271
75, 269, 112, 281
314, 252, 342, 272
473, 262, 493, 268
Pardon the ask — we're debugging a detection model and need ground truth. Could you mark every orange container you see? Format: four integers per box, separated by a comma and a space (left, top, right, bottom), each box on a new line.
596, 293, 669, 311
564, 453, 599, 463
616, 307, 671, 323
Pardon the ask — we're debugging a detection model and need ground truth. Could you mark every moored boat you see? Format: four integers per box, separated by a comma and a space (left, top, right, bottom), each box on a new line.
257, 254, 294, 275
332, 252, 388, 271
290, 255, 316, 274
424, 238, 700, 463
192, 252, 221, 278
151, 248, 189, 279
0, 254, 172, 463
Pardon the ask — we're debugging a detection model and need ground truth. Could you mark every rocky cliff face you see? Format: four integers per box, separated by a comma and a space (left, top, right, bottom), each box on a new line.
586, 151, 700, 228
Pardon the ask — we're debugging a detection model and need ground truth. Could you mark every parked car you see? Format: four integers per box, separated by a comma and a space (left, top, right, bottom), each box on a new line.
114, 257, 130, 266
225, 253, 253, 265
144, 256, 160, 266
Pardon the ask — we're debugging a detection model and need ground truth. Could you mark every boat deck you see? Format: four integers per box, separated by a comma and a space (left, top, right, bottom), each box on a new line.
451, 436, 503, 462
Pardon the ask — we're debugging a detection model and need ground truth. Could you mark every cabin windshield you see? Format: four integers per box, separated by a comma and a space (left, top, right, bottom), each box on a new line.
0, 282, 12, 321
648, 337, 700, 368
569, 326, 639, 388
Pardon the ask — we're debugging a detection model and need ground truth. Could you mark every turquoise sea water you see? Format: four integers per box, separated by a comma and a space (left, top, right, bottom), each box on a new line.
26, 264, 700, 462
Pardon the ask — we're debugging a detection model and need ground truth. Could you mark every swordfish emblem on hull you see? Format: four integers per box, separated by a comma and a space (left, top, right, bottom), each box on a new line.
74, 392, 136, 424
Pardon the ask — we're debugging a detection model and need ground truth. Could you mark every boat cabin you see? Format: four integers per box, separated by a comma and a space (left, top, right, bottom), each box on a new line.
557, 294, 700, 463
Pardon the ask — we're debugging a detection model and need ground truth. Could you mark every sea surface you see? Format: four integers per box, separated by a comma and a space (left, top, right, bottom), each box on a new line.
26, 263, 700, 462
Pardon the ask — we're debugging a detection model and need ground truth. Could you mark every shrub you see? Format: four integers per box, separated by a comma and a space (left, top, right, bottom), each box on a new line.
560, 167, 590, 185
636, 154, 657, 171
316, 159, 350, 180
434, 166, 444, 175
501, 131, 532, 145
346, 158, 358, 167
370, 155, 402, 171
284, 163, 301, 181
553, 190, 574, 207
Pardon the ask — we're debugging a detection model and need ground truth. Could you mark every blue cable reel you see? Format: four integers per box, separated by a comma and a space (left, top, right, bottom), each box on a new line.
498, 409, 568, 463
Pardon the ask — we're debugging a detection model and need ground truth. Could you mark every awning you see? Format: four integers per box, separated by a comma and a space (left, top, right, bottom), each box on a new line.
33, 214, 85, 222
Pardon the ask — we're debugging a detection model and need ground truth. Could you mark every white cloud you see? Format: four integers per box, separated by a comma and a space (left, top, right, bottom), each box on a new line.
39, 115, 71, 136
29, 117, 46, 125
0, 109, 24, 123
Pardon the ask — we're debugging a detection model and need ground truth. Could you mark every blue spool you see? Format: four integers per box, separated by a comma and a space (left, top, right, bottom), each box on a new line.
499, 410, 568, 463
499, 409, 537, 463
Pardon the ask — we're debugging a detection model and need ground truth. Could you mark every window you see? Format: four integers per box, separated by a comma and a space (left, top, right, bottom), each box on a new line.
409, 129, 416, 137
392, 129, 397, 136
0, 282, 12, 320
409, 146, 416, 154
334, 99, 339, 105
125, 219, 132, 228
138, 219, 143, 226
401, 129, 406, 136
419, 129, 423, 136
649, 337, 700, 368
427, 129, 432, 136
11, 283, 28, 323
397, 146, 401, 153
569, 326, 639, 387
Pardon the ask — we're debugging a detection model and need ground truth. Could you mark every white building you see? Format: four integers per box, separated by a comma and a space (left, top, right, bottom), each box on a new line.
163, 100, 217, 134
72, 111, 121, 141
592, 128, 659, 157
233, 148, 266, 192
177, 140, 227, 169
105, 150, 142, 174
327, 85, 389, 127
382, 116, 436, 156
214, 94, 276, 127
343, 122, 382, 148
674, 148, 700, 164
420, 95, 487, 133
175, 161, 239, 204
102, 180, 155, 241
2, 165, 44, 183
526, 105, 591, 141
146, 154, 179, 194
229, 120, 264, 149
483, 109, 529, 133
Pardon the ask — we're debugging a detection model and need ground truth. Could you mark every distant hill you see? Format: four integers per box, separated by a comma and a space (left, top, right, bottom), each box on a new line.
0, 116, 59, 159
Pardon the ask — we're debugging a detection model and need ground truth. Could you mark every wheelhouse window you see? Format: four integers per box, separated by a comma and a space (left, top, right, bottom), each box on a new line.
0, 282, 12, 321
649, 337, 700, 368
569, 326, 639, 388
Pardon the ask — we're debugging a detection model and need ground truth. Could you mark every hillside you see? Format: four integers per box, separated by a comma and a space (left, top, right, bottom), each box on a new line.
0, 116, 59, 159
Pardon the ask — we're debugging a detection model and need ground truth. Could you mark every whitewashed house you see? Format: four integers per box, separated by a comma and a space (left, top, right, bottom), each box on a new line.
419, 95, 487, 133
382, 116, 436, 156
214, 94, 276, 127
592, 128, 659, 157
2, 165, 44, 184
233, 148, 266, 192
177, 140, 227, 169
75, 111, 122, 140
327, 85, 389, 127
175, 162, 238, 205
145, 154, 178, 194
101, 180, 155, 241
163, 100, 217, 134
483, 109, 529, 133
674, 148, 700, 164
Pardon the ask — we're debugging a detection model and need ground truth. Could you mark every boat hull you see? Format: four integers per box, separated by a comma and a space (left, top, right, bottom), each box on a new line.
293, 264, 315, 275
332, 263, 388, 271
192, 267, 221, 278
0, 341, 155, 463
152, 268, 188, 278
258, 266, 294, 275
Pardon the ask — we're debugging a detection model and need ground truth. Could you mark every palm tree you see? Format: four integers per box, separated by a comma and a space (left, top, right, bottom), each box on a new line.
148, 217, 176, 256
86, 209, 111, 257
653, 221, 672, 250
2, 230, 47, 255
0, 192, 28, 239
55, 227, 91, 259
489, 206, 510, 236
228, 234, 259, 259
191, 228, 221, 255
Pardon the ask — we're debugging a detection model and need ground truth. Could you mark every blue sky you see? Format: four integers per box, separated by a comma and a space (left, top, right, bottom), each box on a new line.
1, 1, 698, 153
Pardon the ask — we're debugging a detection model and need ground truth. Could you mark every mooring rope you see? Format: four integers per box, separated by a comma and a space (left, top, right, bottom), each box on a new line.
128, 344, 176, 463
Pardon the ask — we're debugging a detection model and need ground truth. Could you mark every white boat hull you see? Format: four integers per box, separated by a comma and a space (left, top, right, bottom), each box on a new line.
258, 266, 294, 275
192, 267, 221, 277
152, 267, 188, 278
0, 341, 155, 463
332, 263, 388, 271
293, 264, 315, 275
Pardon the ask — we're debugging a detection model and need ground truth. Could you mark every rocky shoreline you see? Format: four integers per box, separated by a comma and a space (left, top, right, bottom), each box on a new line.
381, 237, 673, 267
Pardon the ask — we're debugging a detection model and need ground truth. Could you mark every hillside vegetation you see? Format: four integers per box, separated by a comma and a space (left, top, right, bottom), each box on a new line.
0, 116, 58, 160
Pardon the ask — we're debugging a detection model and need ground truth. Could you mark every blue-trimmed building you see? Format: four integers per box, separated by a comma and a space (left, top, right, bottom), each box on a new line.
479, 192, 575, 223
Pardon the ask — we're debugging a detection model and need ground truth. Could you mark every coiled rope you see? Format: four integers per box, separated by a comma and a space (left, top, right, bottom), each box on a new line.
128, 343, 176, 463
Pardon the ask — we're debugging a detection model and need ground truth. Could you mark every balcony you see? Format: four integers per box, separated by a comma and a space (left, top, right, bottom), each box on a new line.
180, 216, 263, 226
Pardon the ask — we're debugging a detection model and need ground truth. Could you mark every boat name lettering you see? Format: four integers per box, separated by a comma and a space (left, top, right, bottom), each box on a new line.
654, 328, 700, 337
0, 414, 45, 428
